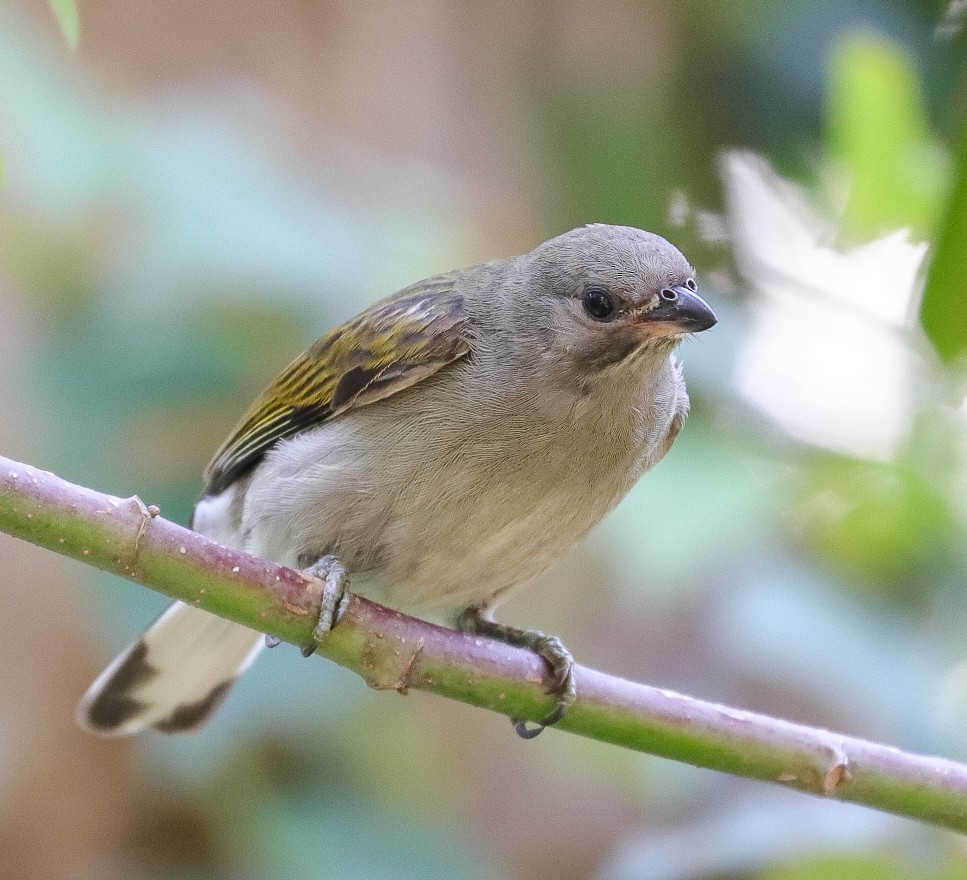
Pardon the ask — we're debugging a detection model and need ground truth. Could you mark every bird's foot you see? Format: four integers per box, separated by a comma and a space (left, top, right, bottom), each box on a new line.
299, 554, 351, 657
458, 607, 576, 739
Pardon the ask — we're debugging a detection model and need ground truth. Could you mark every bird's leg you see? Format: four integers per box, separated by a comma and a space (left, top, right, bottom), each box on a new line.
457, 606, 577, 739
299, 554, 351, 657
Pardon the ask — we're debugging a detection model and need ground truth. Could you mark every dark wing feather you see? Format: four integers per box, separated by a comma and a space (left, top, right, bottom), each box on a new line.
203, 272, 469, 496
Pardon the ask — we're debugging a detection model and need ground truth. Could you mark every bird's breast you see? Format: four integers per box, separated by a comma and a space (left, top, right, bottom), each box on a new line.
239, 356, 685, 621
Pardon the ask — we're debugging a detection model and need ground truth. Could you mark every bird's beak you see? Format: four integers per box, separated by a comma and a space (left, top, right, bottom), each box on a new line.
637, 286, 717, 334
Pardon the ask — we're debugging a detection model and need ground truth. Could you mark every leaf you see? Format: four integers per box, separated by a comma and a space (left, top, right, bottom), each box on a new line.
921, 117, 967, 364
827, 32, 949, 240
47, 0, 79, 50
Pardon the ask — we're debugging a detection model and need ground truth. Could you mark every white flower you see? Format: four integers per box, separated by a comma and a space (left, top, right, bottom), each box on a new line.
722, 151, 929, 460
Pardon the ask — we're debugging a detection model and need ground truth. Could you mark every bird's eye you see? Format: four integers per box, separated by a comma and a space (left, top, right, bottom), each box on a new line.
684, 278, 697, 291
581, 287, 616, 321
659, 287, 678, 302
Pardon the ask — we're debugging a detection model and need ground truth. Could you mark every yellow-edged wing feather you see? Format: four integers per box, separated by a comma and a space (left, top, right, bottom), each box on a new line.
203, 272, 469, 496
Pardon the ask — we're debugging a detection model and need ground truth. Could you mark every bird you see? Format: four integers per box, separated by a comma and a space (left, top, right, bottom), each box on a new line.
77, 223, 717, 738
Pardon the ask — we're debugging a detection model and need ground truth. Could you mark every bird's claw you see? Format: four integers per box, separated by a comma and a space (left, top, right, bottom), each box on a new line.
511, 633, 576, 738
458, 608, 576, 739
299, 555, 350, 657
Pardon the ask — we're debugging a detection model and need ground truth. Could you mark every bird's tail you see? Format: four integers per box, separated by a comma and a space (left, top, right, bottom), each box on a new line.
76, 601, 264, 736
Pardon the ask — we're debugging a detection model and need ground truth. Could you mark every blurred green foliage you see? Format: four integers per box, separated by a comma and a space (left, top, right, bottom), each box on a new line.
827, 31, 950, 240
761, 853, 967, 880
791, 453, 957, 595
46, 0, 77, 49
921, 117, 967, 363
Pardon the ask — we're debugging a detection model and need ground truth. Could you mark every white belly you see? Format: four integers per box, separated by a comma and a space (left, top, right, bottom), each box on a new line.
201, 357, 685, 624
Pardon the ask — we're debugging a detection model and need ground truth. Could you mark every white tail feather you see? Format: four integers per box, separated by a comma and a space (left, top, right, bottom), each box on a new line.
77, 601, 263, 736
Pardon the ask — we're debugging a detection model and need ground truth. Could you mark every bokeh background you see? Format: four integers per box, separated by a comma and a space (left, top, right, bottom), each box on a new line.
2, 1, 967, 878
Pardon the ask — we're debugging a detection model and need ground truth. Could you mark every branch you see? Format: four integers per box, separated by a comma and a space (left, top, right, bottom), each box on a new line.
1, 454, 966, 834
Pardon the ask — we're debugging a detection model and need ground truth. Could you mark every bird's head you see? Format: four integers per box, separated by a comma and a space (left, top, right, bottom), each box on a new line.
512, 224, 716, 383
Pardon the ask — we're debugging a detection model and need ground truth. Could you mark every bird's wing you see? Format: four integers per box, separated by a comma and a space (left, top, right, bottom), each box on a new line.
203, 272, 470, 496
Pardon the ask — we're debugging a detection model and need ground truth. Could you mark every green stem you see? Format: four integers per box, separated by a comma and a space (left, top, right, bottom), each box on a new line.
1, 453, 966, 832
